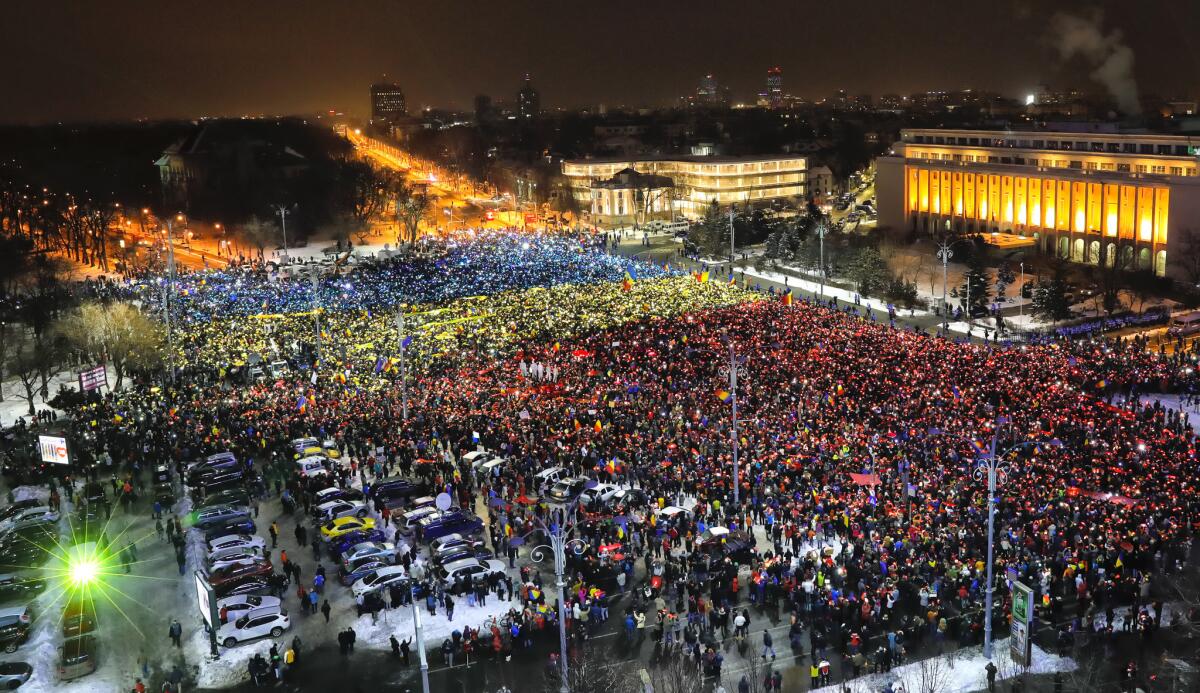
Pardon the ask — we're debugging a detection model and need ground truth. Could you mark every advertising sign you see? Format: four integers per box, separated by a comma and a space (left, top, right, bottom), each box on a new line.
194, 571, 214, 628
78, 365, 108, 392
38, 435, 69, 465
1010, 579, 1035, 667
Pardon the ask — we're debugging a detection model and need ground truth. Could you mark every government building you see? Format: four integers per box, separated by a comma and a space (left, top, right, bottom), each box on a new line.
877, 128, 1200, 278
561, 154, 807, 225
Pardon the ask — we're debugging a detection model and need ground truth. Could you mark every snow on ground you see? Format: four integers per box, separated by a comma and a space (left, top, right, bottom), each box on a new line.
1142, 393, 1199, 426
738, 267, 929, 321
0, 365, 118, 429
812, 638, 1076, 693
11, 486, 49, 504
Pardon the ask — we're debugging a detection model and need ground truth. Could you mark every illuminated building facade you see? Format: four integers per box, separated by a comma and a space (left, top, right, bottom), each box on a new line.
877, 128, 1200, 278
369, 83, 406, 123
562, 154, 806, 219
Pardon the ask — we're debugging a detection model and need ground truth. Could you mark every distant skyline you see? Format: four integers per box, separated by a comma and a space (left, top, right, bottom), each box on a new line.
2, 0, 1199, 124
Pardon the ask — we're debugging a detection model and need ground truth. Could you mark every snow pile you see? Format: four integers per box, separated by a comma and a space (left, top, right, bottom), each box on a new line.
349, 593, 521, 651
810, 638, 1076, 693
11, 486, 50, 504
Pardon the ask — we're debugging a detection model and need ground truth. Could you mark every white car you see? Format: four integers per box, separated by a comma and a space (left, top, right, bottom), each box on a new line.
217, 605, 290, 647
207, 534, 266, 558
289, 437, 320, 455
295, 456, 328, 478
579, 482, 620, 505
428, 533, 481, 555
533, 466, 569, 491
435, 558, 507, 589
350, 565, 409, 599
340, 541, 397, 567
216, 594, 281, 623
462, 450, 492, 468
0, 506, 57, 532
209, 548, 263, 571
315, 500, 367, 522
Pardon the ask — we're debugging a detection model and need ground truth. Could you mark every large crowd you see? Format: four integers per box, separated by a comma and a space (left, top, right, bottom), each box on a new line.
31, 231, 1200, 690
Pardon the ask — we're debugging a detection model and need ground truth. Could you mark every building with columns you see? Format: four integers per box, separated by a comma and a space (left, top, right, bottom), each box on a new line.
877, 128, 1200, 278
587, 168, 675, 226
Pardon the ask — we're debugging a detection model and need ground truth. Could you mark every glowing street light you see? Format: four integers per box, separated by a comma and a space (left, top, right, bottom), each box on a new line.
68, 556, 101, 587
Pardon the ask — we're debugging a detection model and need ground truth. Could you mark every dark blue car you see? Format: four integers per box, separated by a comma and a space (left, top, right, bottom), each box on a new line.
416, 512, 483, 543
203, 517, 257, 541
330, 529, 386, 556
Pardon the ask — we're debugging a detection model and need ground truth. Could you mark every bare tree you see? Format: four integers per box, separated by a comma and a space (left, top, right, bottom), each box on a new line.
395, 183, 431, 246
8, 334, 44, 417
57, 303, 164, 389
646, 655, 704, 693
901, 654, 955, 693
542, 649, 641, 693
1170, 227, 1200, 286
239, 216, 279, 259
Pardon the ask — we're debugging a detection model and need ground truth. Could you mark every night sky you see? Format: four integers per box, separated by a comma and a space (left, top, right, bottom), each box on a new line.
3, 0, 1200, 123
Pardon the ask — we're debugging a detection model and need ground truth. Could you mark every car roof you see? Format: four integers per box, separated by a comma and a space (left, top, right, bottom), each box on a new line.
441, 557, 483, 571
534, 467, 564, 477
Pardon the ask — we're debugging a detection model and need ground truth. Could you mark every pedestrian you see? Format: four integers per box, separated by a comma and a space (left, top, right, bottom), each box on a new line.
390, 634, 401, 659
986, 661, 998, 692
445, 594, 455, 622
270, 521, 279, 548
761, 630, 776, 661
322, 599, 331, 622
400, 637, 411, 665
168, 618, 182, 647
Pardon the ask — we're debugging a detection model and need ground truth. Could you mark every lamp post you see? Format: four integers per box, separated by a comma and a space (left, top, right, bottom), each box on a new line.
924, 420, 1061, 659
272, 203, 295, 260
163, 217, 178, 384
816, 222, 828, 298
936, 237, 972, 332
309, 269, 322, 365
718, 341, 748, 506
519, 502, 587, 693
395, 310, 409, 421
408, 583, 431, 693
1018, 262, 1025, 327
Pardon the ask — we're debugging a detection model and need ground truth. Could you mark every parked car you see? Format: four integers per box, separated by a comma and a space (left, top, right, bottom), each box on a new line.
197, 487, 251, 510
395, 506, 444, 537
208, 559, 273, 590
0, 661, 31, 688
0, 606, 33, 653
350, 565, 409, 599
368, 477, 428, 505
216, 579, 271, 598
546, 477, 590, 504
340, 541, 397, 568
209, 548, 264, 571
532, 467, 569, 492
579, 482, 620, 506
415, 511, 483, 543
428, 533, 485, 556
695, 527, 757, 564
320, 516, 376, 541
313, 500, 368, 522
191, 505, 253, 531
57, 635, 97, 681
295, 456, 329, 479
207, 534, 266, 559
312, 486, 363, 505
203, 517, 257, 541
433, 558, 506, 589
217, 605, 290, 648
329, 530, 387, 556
61, 599, 97, 638
0, 507, 58, 534
0, 502, 41, 525
340, 558, 390, 587
216, 594, 281, 623
432, 544, 493, 567
0, 573, 46, 603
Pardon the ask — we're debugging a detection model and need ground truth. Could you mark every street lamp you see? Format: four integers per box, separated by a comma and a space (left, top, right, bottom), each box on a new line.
717, 340, 749, 506
815, 222, 828, 298
272, 203, 296, 260
924, 420, 1061, 659
936, 237, 972, 332
394, 309, 409, 421
511, 501, 588, 693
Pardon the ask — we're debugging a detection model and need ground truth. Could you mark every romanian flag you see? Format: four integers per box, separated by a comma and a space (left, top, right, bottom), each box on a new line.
728, 275, 736, 286
698, 271, 710, 284
662, 262, 670, 272
594, 420, 603, 433
970, 439, 989, 455
716, 388, 733, 403
782, 290, 793, 306
296, 396, 308, 413
1096, 380, 1106, 390
552, 342, 561, 353
373, 357, 385, 374
621, 272, 633, 292
383, 357, 396, 373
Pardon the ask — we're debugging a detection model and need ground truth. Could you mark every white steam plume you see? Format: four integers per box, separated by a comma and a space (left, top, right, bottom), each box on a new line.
1050, 10, 1140, 115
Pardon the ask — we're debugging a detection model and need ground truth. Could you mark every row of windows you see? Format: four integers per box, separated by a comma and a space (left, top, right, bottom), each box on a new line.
908, 133, 1194, 156
908, 152, 1197, 176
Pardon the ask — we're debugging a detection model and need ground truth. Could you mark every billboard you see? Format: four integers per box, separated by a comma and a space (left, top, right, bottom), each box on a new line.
38, 435, 69, 465
78, 366, 108, 392
194, 571, 215, 628
1010, 579, 1035, 667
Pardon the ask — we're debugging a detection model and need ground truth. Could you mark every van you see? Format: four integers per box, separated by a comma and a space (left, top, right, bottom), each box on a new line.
1169, 311, 1200, 337
416, 511, 484, 543
397, 507, 444, 537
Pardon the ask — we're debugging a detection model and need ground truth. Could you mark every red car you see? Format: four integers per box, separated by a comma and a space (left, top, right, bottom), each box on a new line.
208, 559, 273, 588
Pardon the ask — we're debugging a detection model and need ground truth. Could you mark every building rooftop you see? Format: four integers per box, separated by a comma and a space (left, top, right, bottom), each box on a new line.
565, 152, 805, 164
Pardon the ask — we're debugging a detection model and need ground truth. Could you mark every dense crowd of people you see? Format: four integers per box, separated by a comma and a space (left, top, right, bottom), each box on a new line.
22, 231, 1200, 691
